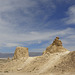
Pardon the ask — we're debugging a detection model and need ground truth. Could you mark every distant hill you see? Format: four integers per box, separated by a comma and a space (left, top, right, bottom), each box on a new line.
29, 52, 42, 57
0, 53, 14, 58
0, 52, 42, 58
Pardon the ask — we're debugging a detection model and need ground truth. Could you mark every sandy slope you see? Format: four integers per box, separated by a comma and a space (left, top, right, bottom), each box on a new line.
0, 73, 75, 75
39, 51, 70, 74
0, 37, 75, 75
19, 51, 71, 73
0, 51, 75, 75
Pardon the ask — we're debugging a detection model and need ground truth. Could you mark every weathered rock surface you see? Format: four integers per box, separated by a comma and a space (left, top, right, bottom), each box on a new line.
44, 51, 75, 74
43, 37, 68, 54
0, 37, 75, 75
13, 47, 29, 59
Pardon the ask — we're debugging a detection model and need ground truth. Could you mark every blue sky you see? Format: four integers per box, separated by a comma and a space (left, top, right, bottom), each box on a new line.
0, 0, 75, 53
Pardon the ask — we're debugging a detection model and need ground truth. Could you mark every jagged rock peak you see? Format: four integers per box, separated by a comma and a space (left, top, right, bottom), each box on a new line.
52, 37, 62, 46
43, 37, 68, 54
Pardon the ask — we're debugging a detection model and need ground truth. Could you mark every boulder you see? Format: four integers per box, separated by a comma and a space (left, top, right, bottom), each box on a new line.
13, 47, 29, 59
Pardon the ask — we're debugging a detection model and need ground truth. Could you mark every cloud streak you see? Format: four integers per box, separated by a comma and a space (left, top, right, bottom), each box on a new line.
0, 27, 74, 48
0, 0, 75, 52
0, 0, 56, 47
63, 5, 75, 24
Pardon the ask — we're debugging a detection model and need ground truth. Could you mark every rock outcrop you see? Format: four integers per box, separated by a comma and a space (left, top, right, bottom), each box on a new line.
13, 47, 29, 60
0, 37, 75, 75
43, 37, 68, 54
45, 51, 75, 74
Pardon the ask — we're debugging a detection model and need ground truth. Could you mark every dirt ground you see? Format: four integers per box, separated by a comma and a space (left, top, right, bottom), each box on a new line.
0, 72, 75, 75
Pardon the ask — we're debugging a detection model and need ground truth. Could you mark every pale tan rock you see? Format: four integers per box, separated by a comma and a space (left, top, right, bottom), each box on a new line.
13, 47, 29, 60
0, 37, 75, 75
52, 37, 62, 46
43, 37, 68, 54
7, 57, 10, 60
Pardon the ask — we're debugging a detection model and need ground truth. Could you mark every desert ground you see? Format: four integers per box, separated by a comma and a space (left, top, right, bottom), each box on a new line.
0, 37, 75, 75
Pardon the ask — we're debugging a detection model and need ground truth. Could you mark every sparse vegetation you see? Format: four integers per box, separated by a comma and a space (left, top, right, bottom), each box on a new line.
4, 70, 9, 73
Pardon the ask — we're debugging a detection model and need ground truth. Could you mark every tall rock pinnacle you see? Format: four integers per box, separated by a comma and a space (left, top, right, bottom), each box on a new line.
52, 37, 62, 46
43, 37, 68, 54
13, 47, 29, 60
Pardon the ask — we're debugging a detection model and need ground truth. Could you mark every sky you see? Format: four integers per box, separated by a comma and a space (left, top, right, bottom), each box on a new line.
0, 0, 75, 53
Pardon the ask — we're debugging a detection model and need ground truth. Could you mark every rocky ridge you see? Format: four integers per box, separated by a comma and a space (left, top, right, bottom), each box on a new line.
0, 37, 75, 75
43, 37, 68, 54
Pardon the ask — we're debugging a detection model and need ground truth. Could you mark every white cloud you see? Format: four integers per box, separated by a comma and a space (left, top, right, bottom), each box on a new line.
66, 46, 75, 51
63, 5, 75, 24
0, 28, 73, 42
5, 1, 56, 28
0, 27, 74, 48
61, 40, 69, 44
0, 0, 56, 48
0, 0, 75, 52
31, 48, 46, 52
5, 43, 22, 47
0, 0, 56, 32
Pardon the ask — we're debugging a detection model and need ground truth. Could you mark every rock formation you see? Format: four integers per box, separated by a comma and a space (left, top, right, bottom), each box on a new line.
0, 37, 75, 75
43, 37, 68, 54
13, 47, 29, 60
51, 51, 75, 73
